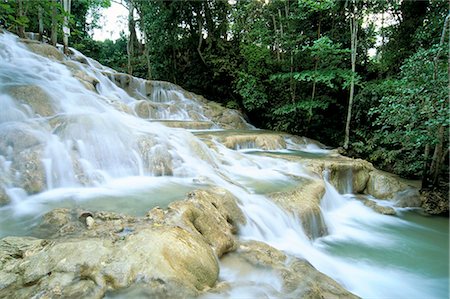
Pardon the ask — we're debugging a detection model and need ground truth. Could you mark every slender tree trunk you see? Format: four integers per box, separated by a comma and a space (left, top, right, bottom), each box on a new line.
62, 0, 71, 55
127, 0, 140, 75
143, 31, 152, 80
51, 0, 58, 46
278, 8, 284, 62
344, 10, 358, 150
17, 0, 25, 38
197, 15, 207, 65
38, 5, 44, 41
421, 144, 431, 189
272, 14, 280, 62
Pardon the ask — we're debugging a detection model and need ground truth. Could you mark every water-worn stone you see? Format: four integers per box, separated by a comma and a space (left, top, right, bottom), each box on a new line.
0, 187, 247, 298
24, 41, 64, 61
365, 170, 409, 199
11, 146, 46, 194
223, 134, 286, 150
0, 124, 44, 157
213, 241, 359, 299
8, 85, 57, 117
269, 177, 327, 239
168, 188, 246, 257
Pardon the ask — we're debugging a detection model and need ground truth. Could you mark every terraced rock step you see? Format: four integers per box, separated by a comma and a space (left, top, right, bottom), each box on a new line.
149, 120, 215, 130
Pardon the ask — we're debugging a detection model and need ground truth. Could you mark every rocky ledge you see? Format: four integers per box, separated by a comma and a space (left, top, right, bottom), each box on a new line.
0, 187, 358, 299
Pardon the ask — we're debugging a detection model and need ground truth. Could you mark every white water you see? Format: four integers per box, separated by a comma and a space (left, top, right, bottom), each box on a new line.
0, 32, 448, 299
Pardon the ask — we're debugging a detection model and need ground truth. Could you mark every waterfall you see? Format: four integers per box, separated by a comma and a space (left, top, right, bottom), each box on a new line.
0, 32, 448, 299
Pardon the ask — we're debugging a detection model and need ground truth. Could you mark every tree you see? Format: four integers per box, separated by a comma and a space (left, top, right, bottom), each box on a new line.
343, 0, 359, 149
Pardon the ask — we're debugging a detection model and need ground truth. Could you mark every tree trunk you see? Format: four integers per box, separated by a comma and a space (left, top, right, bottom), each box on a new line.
344, 10, 358, 150
127, 0, 136, 75
17, 0, 25, 38
62, 0, 71, 55
421, 144, 430, 189
38, 5, 44, 41
143, 31, 152, 80
272, 14, 280, 61
430, 126, 445, 187
51, 0, 58, 46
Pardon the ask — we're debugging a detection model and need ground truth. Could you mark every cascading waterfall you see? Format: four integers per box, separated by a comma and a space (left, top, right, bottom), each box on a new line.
0, 31, 448, 299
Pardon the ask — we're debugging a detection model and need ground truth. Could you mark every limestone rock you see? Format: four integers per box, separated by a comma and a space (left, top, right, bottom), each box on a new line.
214, 241, 359, 299
0, 187, 9, 206
24, 42, 64, 61
8, 85, 57, 117
269, 177, 327, 239
0, 124, 44, 157
354, 195, 396, 215
168, 188, 246, 257
365, 170, 409, 199
11, 146, 46, 194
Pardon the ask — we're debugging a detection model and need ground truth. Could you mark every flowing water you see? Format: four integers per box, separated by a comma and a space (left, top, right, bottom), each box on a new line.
0, 32, 448, 298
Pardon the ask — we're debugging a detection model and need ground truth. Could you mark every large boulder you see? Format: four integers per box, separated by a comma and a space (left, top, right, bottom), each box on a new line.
0, 188, 246, 298
365, 170, 412, 199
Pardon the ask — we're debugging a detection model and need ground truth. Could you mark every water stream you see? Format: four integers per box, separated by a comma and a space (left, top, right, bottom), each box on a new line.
0, 32, 448, 298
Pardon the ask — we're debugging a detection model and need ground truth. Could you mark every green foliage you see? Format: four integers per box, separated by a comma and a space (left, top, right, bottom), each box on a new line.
353, 45, 449, 177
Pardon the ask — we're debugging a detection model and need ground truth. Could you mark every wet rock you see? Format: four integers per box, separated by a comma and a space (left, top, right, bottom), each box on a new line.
0, 187, 9, 206
354, 195, 396, 215
134, 100, 157, 119
11, 146, 46, 194
393, 188, 422, 208
0, 124, 44, 157
365, 170, 410, 199
269, 177, 327, 239
0, 226, 218, 298
168, 188, 246, 257
222, 134, 286, 150
24, 42, 64, 61
214, 241, 359, 299
8, 85, 57, 117
154, 120, 214, 130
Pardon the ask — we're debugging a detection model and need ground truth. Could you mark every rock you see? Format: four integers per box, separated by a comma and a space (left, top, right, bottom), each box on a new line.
168, 188, 246, 257
354, 195, 396, 215
393, 188, 421, 208
24, 42, 64, 61
0, 187, 9, 206
0, 124, 44, 157
8, 85, 57, 117
365, 170, 410, 199
214, 241, 359, 299
0, 187, 248, 297
154, 120, 215, 130
85, 216, 95, 228
0, 225, 219, 298
420, 189, 449, 216
11, 146, 46, 194
223, 134, 286, 150
269, 177, 327, 239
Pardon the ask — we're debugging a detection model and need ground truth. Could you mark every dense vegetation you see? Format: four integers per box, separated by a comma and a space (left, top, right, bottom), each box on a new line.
1, 0, 448, 191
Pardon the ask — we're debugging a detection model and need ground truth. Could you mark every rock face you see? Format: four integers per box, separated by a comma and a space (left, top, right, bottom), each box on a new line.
0, 188, 244, 298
